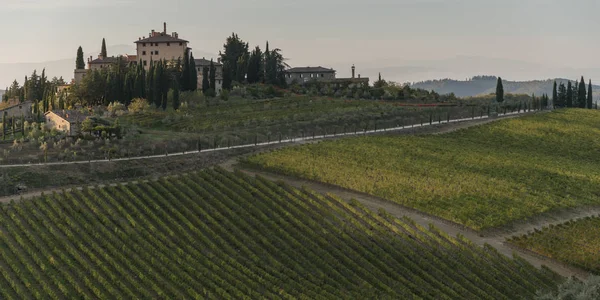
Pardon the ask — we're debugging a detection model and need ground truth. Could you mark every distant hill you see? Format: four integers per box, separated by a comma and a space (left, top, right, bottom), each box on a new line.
411, 76, 600, 99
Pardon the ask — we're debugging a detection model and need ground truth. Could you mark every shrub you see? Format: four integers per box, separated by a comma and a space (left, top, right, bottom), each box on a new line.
128, 98, 150, 114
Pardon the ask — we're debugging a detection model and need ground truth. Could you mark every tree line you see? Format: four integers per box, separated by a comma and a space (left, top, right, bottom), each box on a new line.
552, 77, 594, 109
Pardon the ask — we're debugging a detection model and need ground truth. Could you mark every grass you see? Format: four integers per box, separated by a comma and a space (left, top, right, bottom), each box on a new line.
508, 216, 600, 274
0, 169, 561, 298
245, 109, 600, 230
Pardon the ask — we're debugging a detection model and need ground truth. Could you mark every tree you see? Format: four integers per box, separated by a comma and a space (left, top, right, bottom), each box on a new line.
588, 80, 593, 109
76, 46, 85, 69
495, 77, 504, 103
209, 59, 216, 92
220, 33, 249, 89
202, 67, 210, 94
566, 81, 573, 108
578, 76, 586, 108
557, 82, 567, 107
172, 81, 180, 110
101, 38, 107, 58
374, 73, 387, 88
246, 46, 263, 84
180, 49, 190, 91
189, 53, 197, 91
552, 81, 557, 108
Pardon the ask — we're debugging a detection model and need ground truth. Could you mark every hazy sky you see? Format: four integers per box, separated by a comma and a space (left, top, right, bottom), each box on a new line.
2, 0, 600, 80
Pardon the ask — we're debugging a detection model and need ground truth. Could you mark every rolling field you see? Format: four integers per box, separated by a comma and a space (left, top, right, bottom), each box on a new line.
509, 216, 600, 274
245, 109, 600, 230
0, 168, 561, 299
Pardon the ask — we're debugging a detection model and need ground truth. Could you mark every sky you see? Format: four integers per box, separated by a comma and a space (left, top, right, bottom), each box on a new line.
2, 0, 600, 83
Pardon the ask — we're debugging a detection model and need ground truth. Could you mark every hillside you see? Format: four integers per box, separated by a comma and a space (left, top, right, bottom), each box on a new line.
247, 109, 600, 230
412, 76, 600, 98
0, 168, 561, 298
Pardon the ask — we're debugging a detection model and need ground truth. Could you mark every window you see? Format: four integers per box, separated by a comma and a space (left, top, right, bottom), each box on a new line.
179, 42, 182, 46
143, 60, 147, 66
155, 50, 159, 55
142, 51, 146, 55
167, 42, 170, 46
320, 74, 324, 77
300, 74, 303, 78
142, 43, 146, 47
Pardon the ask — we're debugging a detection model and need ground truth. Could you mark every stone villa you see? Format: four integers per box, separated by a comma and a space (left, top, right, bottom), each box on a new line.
135, 23, 189, 70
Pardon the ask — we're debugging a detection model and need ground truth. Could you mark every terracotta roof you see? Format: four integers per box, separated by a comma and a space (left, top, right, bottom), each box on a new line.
135, 34, 188, 44
89, 56, 120, 65
195, 58, 222, 66
46, 110, 87, 123
286, 66, 336, 73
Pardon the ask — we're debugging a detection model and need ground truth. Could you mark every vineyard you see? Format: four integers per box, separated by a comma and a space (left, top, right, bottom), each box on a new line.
508, 216, 600, 274
245, 109, 600, 230
0, 168, 561, 299
123, 96, 493, 146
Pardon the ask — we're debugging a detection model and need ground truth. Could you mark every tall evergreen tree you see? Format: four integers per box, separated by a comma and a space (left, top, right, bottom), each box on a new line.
558, 82, 567, 107
209, 59, 216, 91
101, 38, 107, 58
181, 49, 190, 91
578, 76, 587, 108
588, 80, 593, 109
202, 67, 210, 94
219, 33, 249, 89
552, 81, 558, 108
189, 53, 198, 91
566, 81, 573, 108
76, 46, 85, 69
495, 77, 504, 103
172, 80, 180, 110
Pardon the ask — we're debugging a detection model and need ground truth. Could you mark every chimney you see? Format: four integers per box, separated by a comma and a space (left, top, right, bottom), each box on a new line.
164, 22, 167, 34
358, 74, 361, 78
351, 65, 356, 78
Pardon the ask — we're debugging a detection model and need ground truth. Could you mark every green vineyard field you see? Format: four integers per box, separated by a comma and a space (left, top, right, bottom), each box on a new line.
0, 168, 560, 299
509, 216, 600, 274
245, 109, 600, 230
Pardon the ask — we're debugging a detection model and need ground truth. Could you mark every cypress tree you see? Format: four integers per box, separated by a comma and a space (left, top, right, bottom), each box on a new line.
20, 114, 24, 137
566, 81, 573, 108
209, 59, 216, 91
588, 80, 593, 109
2, 112, 5, 140
578, 76, 586, 108
76, 46, 85, 69
101, 38, 107, 58
202, 67, 210, 94
153, 62, 162, 108
172, 80, 180, 110
181, 49, 190, 91
189, 53, 198, 91
552, 81, 558, 108
557, 82, 567, 107
495, 77, 504, 103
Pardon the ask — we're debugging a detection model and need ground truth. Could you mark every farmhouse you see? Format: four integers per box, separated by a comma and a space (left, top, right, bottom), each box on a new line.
195, 58, 223, 93
44, 110, 86, 136
135, 22, 189, 70
0, 101, 33, 118
285, 66, 336, 85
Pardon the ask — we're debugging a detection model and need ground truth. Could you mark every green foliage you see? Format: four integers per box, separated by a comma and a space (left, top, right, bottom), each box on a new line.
209, 59, 216, 92
496, 77, 504, 103
0, 169, 562, 298
587, 80, 593, 109
566, 81, 573, 108
220, 33, 249, 89
76, 46, 85, 70
247, 109, 600, 230
552, 81, 558, 108
100, 38, 107, 58
201, 67, 209, 94
578, 76, 587, 108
